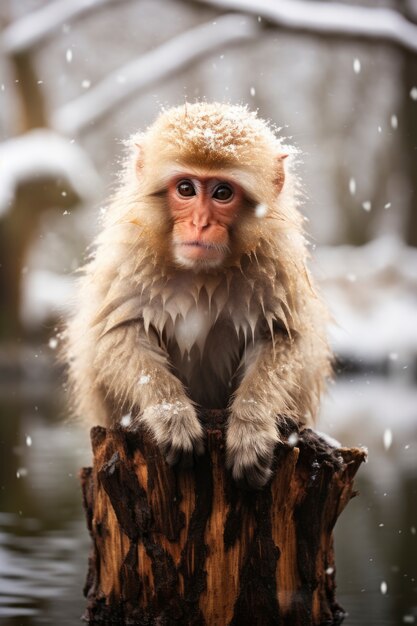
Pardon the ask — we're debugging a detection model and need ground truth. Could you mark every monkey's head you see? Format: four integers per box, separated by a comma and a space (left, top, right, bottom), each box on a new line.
125, 103, 295, 270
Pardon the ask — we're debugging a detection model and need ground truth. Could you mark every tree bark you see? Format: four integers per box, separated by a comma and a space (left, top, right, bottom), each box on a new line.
80, 410, 366, 626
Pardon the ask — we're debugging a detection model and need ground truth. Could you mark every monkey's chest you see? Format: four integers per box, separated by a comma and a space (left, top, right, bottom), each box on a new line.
164, 308, 243, 408
172, 308, 213, 357
150, 274, 266, 407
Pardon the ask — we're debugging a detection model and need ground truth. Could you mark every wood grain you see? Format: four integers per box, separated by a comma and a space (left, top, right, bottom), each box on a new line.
80, 410, 366, 625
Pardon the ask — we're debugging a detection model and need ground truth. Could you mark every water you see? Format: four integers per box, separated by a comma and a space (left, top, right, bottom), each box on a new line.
0, 376, 416, 625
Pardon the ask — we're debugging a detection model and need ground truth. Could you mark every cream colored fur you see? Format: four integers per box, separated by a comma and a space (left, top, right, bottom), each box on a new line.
65, 102, 331, 487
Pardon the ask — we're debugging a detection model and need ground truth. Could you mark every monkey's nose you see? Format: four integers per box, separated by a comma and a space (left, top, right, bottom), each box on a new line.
192, 216, 210, 231
194, 222, 210, 230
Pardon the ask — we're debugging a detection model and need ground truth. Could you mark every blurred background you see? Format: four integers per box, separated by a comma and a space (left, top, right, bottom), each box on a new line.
0, 0, 416, 624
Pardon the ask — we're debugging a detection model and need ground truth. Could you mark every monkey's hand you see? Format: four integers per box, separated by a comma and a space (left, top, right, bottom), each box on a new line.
226, 401, 280, 489
138, 400, 205, 468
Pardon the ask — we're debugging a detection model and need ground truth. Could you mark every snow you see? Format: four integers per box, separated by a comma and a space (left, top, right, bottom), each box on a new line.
390, 114, 398, 129
287, 432, 299, 447
320, 376, 417, 441
1, 0, 116, 54
314, 430, 342, 449
195, 0, 417, 53
21, 270, 74, 329
255, 203, 267, 218
315, 236, 417, 362
0, 130, 100, 216
120, 414, 132, 427
52, 14, 259, 135
48, 338, 59, 350
383, 428, 392, 451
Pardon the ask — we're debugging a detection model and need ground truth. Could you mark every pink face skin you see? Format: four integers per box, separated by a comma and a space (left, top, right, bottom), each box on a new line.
167, 175, 244, 268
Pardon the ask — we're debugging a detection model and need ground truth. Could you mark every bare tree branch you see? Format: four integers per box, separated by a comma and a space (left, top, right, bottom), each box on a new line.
1, 0, 126, 54
192, 0, 417, 53
52, 14, 259, 136
0, 129, 100, 216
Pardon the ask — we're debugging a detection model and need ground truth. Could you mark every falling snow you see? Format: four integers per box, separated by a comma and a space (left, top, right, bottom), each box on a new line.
287, 432, 299, 447
353, 58, 361, 74
409, 86, 417, 100
362, 201, 372, 212
349, 177, 356, 195
383, 428, 393, 450
255, 203, 267, 218
390, 114, 398, 129
66, 48, 73, 63
25, 435, 32, 447
120, 414, 132, 427
380, 581, 388, 595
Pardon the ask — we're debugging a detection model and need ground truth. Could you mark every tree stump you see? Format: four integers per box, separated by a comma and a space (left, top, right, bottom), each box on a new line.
80, 410, 366, 626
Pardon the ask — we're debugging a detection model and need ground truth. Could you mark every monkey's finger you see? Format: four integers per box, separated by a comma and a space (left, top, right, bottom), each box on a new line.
233, 456, 274, 490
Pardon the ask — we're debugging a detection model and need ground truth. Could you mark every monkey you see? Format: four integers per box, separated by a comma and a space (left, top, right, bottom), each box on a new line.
65, 102, 331, 488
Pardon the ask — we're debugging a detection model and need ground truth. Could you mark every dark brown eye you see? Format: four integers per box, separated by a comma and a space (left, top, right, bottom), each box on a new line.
213, 184, 233, 202
177, 180, 196, 197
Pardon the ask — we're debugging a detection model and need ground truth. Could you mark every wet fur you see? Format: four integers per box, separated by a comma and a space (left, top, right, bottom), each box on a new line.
65, 103, 331, 487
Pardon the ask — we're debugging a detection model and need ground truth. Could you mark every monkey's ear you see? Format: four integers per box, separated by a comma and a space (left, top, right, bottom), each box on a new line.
275, 153, 288, 194
135, 143, 145, 175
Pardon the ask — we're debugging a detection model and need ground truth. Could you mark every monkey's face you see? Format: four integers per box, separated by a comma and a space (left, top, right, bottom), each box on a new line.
167, 174, 244, 269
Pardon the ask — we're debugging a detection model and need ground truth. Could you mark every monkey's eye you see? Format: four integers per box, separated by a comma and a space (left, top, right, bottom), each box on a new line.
177, 180, 196, 197
212, 184, 233, 202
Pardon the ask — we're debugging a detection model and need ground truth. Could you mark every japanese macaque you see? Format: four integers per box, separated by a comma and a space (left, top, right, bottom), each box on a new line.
65, 102, 331, 488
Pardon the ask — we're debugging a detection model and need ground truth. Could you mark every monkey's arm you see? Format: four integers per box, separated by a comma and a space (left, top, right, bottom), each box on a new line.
94, 322, 205, 463
227, 328, 329, 488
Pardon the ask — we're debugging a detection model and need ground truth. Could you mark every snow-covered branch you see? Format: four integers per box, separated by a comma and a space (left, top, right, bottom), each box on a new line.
52, 14, 259, 136
193, 0, 417, 53
0, 130, 100, 216
1, 0, 123, 54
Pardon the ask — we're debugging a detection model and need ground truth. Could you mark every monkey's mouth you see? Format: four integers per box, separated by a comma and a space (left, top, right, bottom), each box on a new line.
173, 240, 228, 268
179, 241, 216, 250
